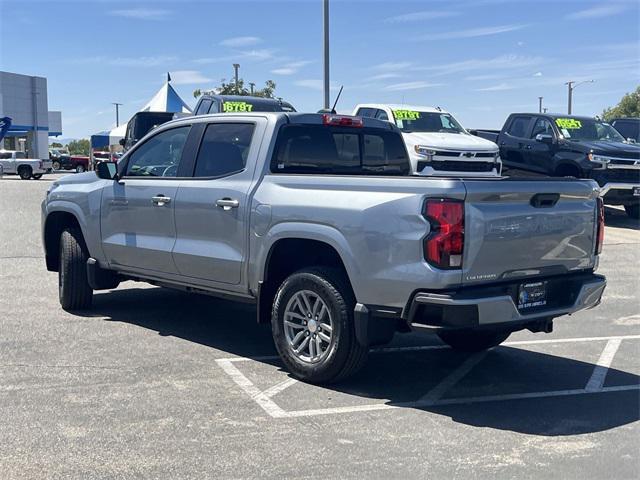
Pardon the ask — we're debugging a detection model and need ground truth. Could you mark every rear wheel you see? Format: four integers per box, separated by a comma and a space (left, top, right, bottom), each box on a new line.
271, 267, 368, 384
438, 330, 511, 352
624, 203, 640, 219
18, 166, 32, 180
59, 228, 93, 310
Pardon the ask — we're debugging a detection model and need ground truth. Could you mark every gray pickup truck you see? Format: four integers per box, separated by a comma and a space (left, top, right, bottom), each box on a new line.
42, 112, 606, 383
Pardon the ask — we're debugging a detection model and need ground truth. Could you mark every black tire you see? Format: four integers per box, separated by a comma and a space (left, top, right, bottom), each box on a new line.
18, 166, 32, 180
32, 174, 43, 180
52, 160, 61, 171
624, 203, 640, 219
75, 164, 86, 173
59, 228, 93, 310
271, 267, 368, 384
438, 330, 511, 352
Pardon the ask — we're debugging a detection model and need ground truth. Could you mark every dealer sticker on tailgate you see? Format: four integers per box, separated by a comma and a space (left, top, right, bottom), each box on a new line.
518, 281, 547, 310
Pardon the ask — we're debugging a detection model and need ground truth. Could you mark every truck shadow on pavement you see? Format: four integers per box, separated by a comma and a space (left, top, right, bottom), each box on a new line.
90, 286, 639, 436
604, 206, 639, 230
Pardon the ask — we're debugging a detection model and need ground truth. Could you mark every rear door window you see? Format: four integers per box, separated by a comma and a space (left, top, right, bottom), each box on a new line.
193, 123, 255, 178
195, 99, 213, 115
375, 109, 389, 121
356, 108, 376, 118
506, 116, 533, 138
272, 125, 409, 175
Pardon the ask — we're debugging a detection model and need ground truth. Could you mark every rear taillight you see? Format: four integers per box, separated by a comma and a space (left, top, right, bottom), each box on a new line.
596, 197, 604, 255
322, 114, 363, 127
423, 199, 464, 269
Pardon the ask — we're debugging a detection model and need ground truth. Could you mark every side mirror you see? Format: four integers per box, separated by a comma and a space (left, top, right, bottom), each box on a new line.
119, 138, 126, 147
96, 161, 118, 180
535, 133, 554, 144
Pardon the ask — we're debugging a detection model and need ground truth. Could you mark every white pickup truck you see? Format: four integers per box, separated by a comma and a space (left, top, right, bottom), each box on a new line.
353, 104, 501, 177
0, 150, 51, 180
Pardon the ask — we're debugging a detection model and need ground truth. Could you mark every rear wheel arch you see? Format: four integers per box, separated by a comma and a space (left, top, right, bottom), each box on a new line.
258, 238, 355, 324
44, 211, 85, 271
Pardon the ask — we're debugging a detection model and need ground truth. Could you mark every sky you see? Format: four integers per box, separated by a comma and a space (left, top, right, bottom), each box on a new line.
1, 0, 639, 140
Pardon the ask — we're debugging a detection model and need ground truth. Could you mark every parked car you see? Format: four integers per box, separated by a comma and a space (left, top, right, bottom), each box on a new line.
120, 111, 178, 151
193, 94, 296, 116
0, 150, 49, 179
58, 155, 89, 173
42, 112, 606, 383
353, 104, 501, 176
609, 118, 640, 143
473, 113, 640, 218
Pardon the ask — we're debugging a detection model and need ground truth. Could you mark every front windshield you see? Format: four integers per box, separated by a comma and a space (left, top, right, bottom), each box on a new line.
554, 117, 626, 142
392, 110, 466, 134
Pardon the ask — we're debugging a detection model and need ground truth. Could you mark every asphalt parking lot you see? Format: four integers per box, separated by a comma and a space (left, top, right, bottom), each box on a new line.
1, 173, 639, 479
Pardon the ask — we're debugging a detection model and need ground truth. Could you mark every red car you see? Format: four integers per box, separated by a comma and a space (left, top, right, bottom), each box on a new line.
54, 155, 89, 173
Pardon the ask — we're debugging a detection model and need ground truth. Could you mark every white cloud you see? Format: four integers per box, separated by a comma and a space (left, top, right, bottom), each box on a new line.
533, 71, 543, 77
476, 82, 516, 92
271, 60, 312, 75
417, 24, 527, 40
110, 8, 171, 20
464, 73, 506, 81
294, 79, 339, 91
239, 48, 276, 61
169, 70, 212, 85
420, 54, 544, 76
384, 81, 444, 91
385, 10, 459, 23
373, 61, 413, 71
70, 55, 177, 67
566, 4, 628, 20
220, 36, 262, 47
369, 72, 402, 81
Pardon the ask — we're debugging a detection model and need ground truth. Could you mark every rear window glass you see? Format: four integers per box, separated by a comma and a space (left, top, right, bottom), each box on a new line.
271, 125, 409, 175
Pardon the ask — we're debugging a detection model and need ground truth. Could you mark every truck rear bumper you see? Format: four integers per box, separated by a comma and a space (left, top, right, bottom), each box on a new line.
405, 273, 606, 332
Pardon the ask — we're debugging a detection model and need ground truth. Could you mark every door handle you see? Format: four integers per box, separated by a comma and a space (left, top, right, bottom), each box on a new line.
152, 195, 171, 206
216, 198, 239, 211
525, 145, 532, 150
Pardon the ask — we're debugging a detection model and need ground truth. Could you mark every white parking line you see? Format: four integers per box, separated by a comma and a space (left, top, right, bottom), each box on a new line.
216, 334, 640, 419
419, 351, 488, 404
585, 339, 622, 392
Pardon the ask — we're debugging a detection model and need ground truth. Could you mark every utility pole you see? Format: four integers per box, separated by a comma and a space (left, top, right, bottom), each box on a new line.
538, 96, 543, 113
112, 102, 123, 127
233, 64, 240, 94
249, 82, 255, 95
323, 0, 330, 110
565, 80, 594, 115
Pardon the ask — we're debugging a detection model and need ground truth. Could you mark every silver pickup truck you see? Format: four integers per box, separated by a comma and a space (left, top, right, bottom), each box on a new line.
42, 112, 606, 383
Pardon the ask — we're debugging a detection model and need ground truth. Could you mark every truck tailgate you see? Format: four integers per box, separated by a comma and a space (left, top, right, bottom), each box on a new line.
461, 178, 599, 286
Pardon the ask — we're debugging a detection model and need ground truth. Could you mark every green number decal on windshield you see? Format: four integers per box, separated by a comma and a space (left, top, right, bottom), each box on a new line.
393, 110, 421, 121
222, 101, 254, 113
555, 118, 582, 129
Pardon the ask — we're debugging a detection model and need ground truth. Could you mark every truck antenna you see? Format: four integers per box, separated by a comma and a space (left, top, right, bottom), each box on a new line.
331, 86, 343, 114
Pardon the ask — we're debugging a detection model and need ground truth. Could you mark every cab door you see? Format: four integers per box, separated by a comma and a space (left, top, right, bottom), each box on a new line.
525, 117, 557, 173
171, 118, 266, 290
500, 115, 533, 170
100, 125, 192, 274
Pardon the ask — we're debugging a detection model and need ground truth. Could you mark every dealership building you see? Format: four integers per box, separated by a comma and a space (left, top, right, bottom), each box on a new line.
0, 71, 62, 159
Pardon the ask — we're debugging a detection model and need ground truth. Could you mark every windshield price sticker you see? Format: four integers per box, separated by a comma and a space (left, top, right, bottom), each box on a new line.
223, 101, 254, 112
393, 110, 421, 121
555, 118, 582, 129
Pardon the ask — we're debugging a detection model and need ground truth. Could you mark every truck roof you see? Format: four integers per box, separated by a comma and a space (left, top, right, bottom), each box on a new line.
510, 112, 599, 121
355, 103, 449, 114
197, 94, 296, 111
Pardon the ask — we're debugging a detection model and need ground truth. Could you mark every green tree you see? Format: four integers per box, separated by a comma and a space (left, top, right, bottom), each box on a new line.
602, 86, 640, 121
50, 142, 63, 148
66, 139, 90, 156
193, 78, 277, 99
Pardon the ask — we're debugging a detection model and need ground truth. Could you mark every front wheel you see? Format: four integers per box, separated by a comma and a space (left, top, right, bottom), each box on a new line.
271, 267, 368, 384
32, 174, 43, 179
18, 166, 32, 180
624, 203, 640, 219
59, 228, 93, 310
438, 330, 511, 352
52, 160, 61, 171
75, 164, 86, 173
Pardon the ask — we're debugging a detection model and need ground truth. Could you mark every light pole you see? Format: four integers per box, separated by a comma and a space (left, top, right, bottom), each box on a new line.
233, 64, 240, 94
565, 80, 594, 115
112, 102, 123, 127
249, 82, 255, 95
323, 0, 330, 110
538, 96, 543, 113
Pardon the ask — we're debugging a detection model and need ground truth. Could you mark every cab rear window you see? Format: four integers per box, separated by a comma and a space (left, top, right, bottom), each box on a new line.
271, 125, 409, 175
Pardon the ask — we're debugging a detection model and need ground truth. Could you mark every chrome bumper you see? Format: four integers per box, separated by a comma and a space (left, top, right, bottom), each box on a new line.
599, 182, 640, 196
